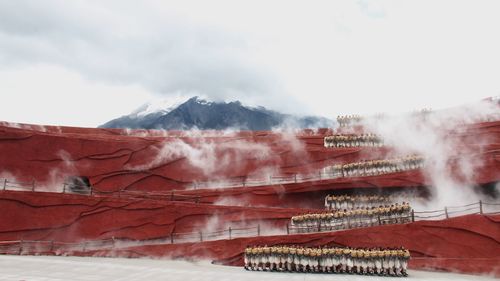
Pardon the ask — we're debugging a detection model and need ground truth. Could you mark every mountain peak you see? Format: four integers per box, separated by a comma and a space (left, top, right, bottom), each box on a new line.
186, 96, 245, 107
186, 96, 214, 106
131, 96, 189, 118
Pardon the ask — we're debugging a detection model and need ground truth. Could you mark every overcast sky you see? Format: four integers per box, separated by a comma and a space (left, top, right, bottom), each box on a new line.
1, 0, 499, 127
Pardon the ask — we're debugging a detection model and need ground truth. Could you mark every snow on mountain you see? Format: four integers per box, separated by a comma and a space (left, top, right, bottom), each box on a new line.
130, 96, 190, 118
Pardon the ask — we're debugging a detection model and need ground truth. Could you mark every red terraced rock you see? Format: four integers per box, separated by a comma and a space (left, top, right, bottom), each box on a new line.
0, 190, 309, 242
0, 121, 499, 208
4, 215, 498, 275
0, 120, 499, 277
84, 214, 500, 276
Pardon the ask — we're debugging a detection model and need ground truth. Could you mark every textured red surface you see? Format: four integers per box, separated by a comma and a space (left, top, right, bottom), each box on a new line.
0, 122, 330, 191
84, 214, 500, 276
175, 171, 429, 208
0, 190, 307, 242
2, 213, 497, 275
1, 121, 499, 209
0, 121, 499, 276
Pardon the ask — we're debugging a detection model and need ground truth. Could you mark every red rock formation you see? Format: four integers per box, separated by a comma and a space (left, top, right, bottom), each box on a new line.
88, 214, 500, 276
0, 120, 499, 276
1, 121, 499, 209
0, 190, 308, 242
2, 214, 497, 276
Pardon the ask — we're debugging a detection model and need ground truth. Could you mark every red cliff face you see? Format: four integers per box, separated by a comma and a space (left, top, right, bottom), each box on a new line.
2, 213, 498, 276
0, 190, 308, 242
0, 121, 499, 276
1, 121, 498, 208
85, 214, 500, 276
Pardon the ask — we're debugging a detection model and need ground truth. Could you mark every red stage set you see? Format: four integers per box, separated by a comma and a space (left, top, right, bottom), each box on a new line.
0, 120, 499, 276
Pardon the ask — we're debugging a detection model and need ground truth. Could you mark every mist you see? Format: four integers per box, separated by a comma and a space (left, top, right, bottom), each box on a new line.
360, 99, 500, 210
126, 129, 276, 185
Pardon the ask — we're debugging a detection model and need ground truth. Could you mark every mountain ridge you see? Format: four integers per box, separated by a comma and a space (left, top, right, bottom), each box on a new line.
100, 97, 332, 130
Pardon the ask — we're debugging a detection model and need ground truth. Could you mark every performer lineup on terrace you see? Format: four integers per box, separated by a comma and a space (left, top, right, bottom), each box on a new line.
244, 245, 410, 277
291, 202, 412, 232
324, 133, 384, 148
337, 115, 363, 127
323, 154, 425, 178
324, 194, 392, 210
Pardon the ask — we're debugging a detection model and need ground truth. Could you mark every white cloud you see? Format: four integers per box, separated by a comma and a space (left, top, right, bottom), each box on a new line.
0, 64, 151, 127
1, 0, 499, 126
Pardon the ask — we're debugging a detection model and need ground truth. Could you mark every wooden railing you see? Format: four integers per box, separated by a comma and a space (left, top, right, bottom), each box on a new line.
0, 177, 203, 203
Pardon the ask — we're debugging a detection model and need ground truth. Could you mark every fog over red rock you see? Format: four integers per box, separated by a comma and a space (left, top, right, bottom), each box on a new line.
1, 103, 499, 276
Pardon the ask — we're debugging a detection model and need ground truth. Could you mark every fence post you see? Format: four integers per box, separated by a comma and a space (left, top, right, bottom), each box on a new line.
258, 224, 261, 236
319, 171, 322, 180
170, 234, 174, 244
479, 200, 483, 214
294, 174, 297, 183
62, 183, 66, 193
199, 231, 203, 242
50, 240, 54, 252
377, 215, 381, 225
318, 222, 321, 232
112, 237, 116, 248
286, 224, 289, 235
82, 241, 86, 252
444, 207, 449, 219
411, 209, 415, 222
3, 179, 6, 190
19, 240, 23, 255
228, 227, 232, 240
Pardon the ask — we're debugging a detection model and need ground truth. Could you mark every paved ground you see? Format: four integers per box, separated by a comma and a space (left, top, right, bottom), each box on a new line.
0, 255, 497, 281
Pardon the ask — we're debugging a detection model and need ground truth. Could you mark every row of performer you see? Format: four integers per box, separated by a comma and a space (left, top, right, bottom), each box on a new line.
337, 115, 363, 127
244, 245, 410, 277
324, 194, 392, 209
324, 133, 383, 148
291, 203, 412, 232
336, 108, 499, 129
322, 155, 425, 178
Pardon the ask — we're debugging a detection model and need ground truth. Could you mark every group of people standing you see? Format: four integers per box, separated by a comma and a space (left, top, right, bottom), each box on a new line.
324, 194, 392, 210
322, 154, 425, 179
290, 202, 412, 232
240, 121, 422, 277
337, 115, 363, 127
324, 133, 384, 148
244, 245, 410, 277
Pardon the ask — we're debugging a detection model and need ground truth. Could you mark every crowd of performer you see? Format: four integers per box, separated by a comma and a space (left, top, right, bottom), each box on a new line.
291, 202, 412, 232
337, 115, 363, 127
412, 108, 432, 115
324, 194, 392, 210
244, 245, 410, 276
324, 133, 383, 148
322, 154, 425, 178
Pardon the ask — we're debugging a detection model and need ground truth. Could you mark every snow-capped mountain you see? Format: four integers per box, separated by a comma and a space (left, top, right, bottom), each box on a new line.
100, 97, 332, 130
130, 96, 189, 118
